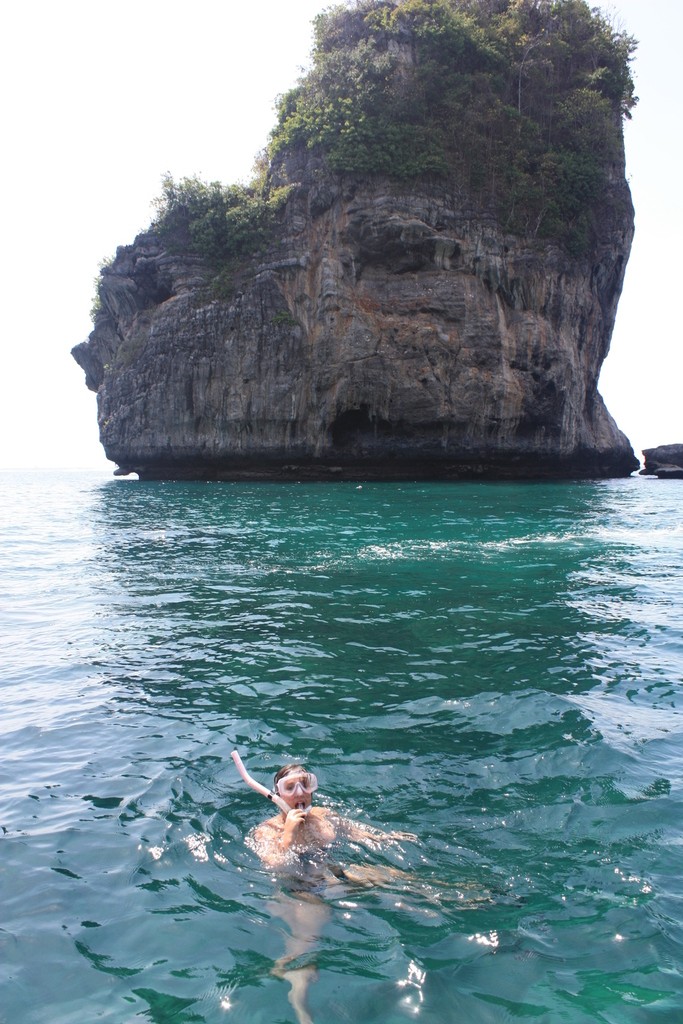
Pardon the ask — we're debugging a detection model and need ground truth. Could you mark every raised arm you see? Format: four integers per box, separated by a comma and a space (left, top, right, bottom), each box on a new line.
249, 809, 310, 868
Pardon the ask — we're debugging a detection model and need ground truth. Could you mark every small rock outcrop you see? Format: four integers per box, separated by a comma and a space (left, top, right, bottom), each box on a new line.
641, 445, 683, 479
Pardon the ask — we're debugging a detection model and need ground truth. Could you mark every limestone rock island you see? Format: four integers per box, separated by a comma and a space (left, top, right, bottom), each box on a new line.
72, 0, 639, 480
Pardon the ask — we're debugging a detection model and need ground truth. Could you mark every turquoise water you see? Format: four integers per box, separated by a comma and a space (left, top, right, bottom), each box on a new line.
2, 470, 683, 1023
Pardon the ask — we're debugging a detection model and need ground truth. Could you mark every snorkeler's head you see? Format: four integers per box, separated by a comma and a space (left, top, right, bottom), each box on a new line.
273, 764, 319, 808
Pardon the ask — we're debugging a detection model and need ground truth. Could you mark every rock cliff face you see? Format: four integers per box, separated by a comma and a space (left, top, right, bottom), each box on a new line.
72, 151, 638, 480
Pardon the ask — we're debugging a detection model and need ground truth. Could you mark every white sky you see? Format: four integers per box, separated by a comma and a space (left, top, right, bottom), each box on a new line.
0, 0, 679, 470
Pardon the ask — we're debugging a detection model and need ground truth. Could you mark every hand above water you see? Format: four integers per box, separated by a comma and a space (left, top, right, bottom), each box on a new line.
282, 807, 308, 849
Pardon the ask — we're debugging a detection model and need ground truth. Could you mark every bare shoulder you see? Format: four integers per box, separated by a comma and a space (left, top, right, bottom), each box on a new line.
247, 815, 289, 868
251, 814, 283, 845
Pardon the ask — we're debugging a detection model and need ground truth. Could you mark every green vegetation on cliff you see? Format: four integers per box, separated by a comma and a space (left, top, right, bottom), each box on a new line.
151, 169, 292, 269
149, 0, 636, 269
272, 0, 636, 251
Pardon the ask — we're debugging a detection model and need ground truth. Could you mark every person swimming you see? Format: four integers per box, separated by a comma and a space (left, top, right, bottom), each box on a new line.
250, 762, 416, 870
241, 759, 416, 1024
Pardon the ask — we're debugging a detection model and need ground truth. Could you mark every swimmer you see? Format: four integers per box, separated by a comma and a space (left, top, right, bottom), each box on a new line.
251, 762, 416, 870
246, 762, 416, 1024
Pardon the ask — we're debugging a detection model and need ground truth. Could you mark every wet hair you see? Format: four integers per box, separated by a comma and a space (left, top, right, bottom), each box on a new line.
273, 763, 306, 791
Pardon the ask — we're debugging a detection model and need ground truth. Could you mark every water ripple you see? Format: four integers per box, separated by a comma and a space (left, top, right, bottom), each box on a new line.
2, 473, 683, 1021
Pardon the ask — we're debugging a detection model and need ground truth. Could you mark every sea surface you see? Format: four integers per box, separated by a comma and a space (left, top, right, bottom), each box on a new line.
2, 469, 683, 1023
